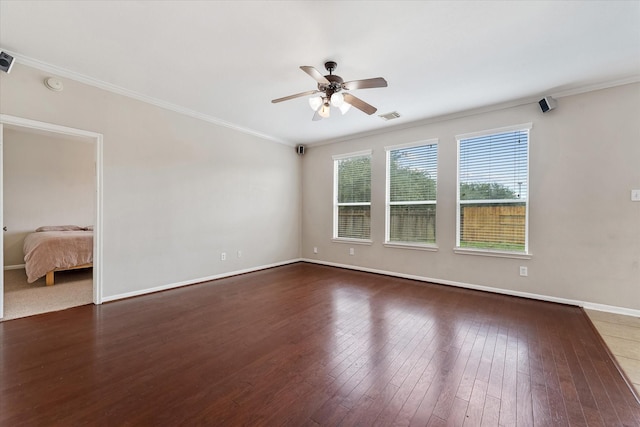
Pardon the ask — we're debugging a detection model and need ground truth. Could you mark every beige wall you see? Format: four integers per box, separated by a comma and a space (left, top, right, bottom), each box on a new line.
3, 128, 95, 265
301, 83, 640, 311
1, 64, 301, 299
2, 62, 637, 312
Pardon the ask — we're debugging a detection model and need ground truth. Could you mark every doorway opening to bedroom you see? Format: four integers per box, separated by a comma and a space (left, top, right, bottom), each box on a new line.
0, 116, 103, 321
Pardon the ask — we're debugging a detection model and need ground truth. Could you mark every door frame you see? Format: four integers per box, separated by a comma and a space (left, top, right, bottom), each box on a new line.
0, 114, 103, 319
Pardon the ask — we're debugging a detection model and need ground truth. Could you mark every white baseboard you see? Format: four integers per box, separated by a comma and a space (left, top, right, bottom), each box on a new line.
302, 258, 640, 318
101, 258, 303, 303
99, 257, 640, 318
581, 302, 640, 318
3, 264, 25, 270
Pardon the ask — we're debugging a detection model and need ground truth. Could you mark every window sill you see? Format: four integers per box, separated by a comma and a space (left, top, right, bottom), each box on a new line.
332, 238, 373, 246
384, 242, 438, 252
453, 247, 532, 260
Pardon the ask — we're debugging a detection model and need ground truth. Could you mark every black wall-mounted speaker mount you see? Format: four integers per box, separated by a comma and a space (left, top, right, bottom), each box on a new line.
538, 96, 557, 113
0, 51, 15, 73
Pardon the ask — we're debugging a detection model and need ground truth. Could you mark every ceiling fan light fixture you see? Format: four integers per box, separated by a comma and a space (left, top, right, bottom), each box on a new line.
319, 103, 331, 118
309, 96, 323, 111
330, 92, 344, 107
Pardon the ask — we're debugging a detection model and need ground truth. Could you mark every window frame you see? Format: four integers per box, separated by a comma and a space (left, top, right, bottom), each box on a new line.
384, 139, 439, 250
332, 150, 373, 243
455, 123, 532, 259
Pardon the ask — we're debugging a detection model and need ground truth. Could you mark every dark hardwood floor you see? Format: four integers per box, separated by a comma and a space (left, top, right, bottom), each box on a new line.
1, 263, 638, 426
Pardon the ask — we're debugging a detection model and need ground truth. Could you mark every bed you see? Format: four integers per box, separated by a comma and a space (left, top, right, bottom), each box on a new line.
23, 225, 93, 285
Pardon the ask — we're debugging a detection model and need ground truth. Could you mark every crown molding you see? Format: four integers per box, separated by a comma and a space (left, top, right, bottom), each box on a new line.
5, 49, 637, 149
310, 75, 640, 147
4, 50, 294, 147
550, 75, 640, 99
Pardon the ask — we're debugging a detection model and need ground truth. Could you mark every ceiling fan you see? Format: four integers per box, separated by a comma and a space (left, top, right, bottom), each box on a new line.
271, 61, 388, 120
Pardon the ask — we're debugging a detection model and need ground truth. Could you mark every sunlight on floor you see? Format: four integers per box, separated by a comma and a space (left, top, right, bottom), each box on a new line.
586, 309, 640, 395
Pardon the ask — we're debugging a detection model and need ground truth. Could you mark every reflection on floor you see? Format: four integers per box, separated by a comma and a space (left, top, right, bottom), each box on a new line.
2, 268, 92, 321
2, 266, 638, 400
586, 309, 640, 395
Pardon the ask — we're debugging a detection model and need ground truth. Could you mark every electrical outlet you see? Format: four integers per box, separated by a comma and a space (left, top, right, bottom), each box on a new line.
313, 247, 318, 254
632, 189, 640, 201
237, 250, 242, 258
349, 247, 355, 256
519, 266, 528, 277
221, 252, 226, 261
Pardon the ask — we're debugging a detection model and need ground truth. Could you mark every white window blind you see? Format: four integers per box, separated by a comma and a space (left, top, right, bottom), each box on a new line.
386, 142, 438, 244
457, 126, 529, 253
334, 152, 371, 240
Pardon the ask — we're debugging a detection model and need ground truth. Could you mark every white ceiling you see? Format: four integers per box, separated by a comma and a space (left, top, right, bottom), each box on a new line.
1, 1, 639, 146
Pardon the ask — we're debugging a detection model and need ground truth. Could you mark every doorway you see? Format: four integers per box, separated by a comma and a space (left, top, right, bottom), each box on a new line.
0, 115, 103, 320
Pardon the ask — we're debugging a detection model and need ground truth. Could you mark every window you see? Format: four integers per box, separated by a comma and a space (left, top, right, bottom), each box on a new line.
456, 124, 530, 254
385, 140, 438, 246
333, 151, 372, 240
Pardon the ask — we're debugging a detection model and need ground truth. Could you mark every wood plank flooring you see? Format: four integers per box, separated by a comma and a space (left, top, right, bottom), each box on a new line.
1, 263, 638, 426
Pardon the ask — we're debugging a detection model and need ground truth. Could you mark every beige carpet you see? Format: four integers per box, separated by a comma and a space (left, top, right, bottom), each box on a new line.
2, 268, 93, 321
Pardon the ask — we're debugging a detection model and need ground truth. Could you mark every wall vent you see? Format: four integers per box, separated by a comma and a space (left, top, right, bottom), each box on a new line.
379, 111, 401, 121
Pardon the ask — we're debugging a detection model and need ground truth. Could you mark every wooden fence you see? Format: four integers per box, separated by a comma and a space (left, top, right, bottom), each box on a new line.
338, 204, 525, 246
389, 206, 436, 243
338, 208, 370, 239
461, 204, 525, 245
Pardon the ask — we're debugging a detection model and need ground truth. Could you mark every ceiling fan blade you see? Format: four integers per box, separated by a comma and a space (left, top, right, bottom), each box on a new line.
312, 110, 322, 121
343, 93, 377, 115
300, 66, 330, 85
271, 90, 320, 103
342, 77, 388, 91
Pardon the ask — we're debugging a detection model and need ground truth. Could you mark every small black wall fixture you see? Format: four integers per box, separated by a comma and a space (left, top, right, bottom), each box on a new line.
538, 96, 557, 113
0, 51, 15, 73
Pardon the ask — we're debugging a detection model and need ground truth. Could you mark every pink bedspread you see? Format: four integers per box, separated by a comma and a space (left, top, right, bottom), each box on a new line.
23, 231, 93, 283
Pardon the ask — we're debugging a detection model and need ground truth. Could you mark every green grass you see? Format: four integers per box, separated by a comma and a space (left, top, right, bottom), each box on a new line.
460, 241, 525, 252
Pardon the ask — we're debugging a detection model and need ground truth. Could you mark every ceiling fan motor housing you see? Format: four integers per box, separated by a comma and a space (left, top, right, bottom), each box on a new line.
318, 61, 343, 99
319, 74, 344, 98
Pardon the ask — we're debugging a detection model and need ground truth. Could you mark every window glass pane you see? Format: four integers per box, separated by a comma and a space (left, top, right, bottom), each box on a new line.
458, 128, 528, 252
337, 156, 371, 203
389, 204, 436, 243
338, 206, 370, 239
387, 143, 438, 244
459, 202, 525, 251
459, 131, 527, 201
390, 144, 437, 202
